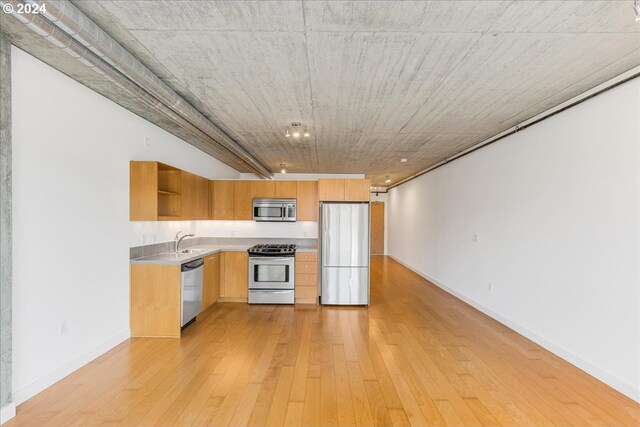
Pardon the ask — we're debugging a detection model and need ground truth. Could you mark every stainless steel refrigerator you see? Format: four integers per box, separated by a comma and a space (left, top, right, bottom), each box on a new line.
319, 202, 370, 305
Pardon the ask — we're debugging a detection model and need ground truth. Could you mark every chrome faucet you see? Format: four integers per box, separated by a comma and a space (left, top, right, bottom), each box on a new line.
175, 231, 195, 253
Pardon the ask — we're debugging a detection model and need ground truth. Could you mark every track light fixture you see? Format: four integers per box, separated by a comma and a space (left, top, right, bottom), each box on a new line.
635, 0, 640, 21
280, 163, 286, 174
384, 175, 391, 184
285, 122, 310, 139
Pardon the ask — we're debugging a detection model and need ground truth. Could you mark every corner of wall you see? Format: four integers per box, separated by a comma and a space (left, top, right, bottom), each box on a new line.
0, 403, 15, 425
12, 329, 130, 407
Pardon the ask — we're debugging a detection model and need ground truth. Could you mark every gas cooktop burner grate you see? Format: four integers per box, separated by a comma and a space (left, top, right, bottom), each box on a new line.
248, 244, 297, 256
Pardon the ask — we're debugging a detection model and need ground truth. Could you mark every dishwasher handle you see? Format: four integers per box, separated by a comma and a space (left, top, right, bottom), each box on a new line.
182, 258, 204, 271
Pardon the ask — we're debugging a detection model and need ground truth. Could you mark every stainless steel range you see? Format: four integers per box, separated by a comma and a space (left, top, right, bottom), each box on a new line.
248, 244, 296, 304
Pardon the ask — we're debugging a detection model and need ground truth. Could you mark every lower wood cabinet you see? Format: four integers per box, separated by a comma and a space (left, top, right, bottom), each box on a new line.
220, 251, 248, 300
130, 264, 182, 338
202, 253, 221, 311
130, 250, 250, 338
295, 252, 318, 304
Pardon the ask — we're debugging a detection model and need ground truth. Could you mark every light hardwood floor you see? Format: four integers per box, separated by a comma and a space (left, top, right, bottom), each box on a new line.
7, 256, 639, 426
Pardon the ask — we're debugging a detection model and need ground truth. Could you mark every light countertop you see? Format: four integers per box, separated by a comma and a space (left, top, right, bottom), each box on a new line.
131, 244, 317, 265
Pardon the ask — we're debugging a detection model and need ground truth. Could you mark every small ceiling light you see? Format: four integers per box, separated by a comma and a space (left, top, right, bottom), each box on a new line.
280, 163, 286, 174
384, 175, 391, 184
635, 0, 640, 21
286, 122, 310, 139
400, 158, 407, 163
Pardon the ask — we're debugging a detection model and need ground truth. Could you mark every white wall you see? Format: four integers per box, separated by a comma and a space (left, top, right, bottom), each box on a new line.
10, 47, 244, 404
387, 78, 640, 401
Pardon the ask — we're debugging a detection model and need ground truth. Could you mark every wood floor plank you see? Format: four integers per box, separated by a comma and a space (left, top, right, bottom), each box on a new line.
6, 257, 639, 427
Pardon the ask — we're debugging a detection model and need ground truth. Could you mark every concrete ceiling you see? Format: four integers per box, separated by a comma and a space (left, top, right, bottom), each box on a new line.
4, 1, 640, 186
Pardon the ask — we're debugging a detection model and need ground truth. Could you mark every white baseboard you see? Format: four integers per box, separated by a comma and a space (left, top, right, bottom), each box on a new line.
387, 255, 640, 403
0, 403, 16, 425
13, 329, 131, 406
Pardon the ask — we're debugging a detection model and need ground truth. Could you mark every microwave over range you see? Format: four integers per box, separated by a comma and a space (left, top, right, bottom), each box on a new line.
253, 198, 296, 222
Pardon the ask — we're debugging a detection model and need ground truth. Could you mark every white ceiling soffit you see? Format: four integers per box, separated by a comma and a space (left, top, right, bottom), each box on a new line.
7, 1, 640, 186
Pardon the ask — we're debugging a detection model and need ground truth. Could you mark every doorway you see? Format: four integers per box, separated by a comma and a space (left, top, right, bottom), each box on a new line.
371, 202, 384, 255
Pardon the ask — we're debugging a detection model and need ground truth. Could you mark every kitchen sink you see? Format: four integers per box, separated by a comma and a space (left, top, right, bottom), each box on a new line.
180, 248, 207, 254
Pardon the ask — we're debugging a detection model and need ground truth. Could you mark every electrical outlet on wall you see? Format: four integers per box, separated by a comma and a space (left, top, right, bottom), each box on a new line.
488, 282, 493, 292
472, 233, 479, 243
59, 319, 68, 336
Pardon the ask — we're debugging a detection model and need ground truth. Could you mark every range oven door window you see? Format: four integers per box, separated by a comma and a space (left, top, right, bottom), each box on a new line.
250, 258, 294, 290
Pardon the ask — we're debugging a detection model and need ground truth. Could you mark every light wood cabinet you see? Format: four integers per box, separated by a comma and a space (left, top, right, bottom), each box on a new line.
131, 161, 183, 221
253, 180, 276, 199
275, 181, 297, 198
181, 171, 196, 220
233, 181, 253, 220
345, 179, 371, 201
295, 252, 318, 304
296, 181, 318, 221
318, 179, 370, 202
132, 164, 369, 222
318, 179, 346, 201
211, 180, 234, 220
221, 252, 248, 300
182, 172, 212, 220
296, 261, 317, 275
130, 264, 181, 337
202, 253, 221, 311
194, 175, 209, 220
296, 252, 317, 262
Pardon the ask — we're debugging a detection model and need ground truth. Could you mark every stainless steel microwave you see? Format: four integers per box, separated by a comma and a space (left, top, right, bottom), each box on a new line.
253, 198, 296, 222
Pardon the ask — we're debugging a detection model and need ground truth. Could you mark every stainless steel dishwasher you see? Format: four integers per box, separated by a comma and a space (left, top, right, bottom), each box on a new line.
181, 258, 203, 328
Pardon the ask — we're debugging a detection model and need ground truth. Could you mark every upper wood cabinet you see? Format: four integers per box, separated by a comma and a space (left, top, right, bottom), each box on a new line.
253, 180, 276, 199
318, 179, 346, 201
275, 181, 297, 198
345, 179, 371, 201
194, 175, 209, 220
181, 171, 196, 220
297, 181, 318, 221
318, 179, 370, 202
181, 172, 211, 220
131, 161, 183, 221
132, 163, 364, 221
211, 180, 234, 220
233, 180, 253, 220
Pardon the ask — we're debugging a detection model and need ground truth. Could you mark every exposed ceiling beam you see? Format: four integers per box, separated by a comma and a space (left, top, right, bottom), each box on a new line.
2, 0, 273, 179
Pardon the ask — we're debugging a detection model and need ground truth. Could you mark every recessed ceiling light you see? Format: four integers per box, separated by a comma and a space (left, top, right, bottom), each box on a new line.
280, 163, 286, 174
400, 158, 407, 163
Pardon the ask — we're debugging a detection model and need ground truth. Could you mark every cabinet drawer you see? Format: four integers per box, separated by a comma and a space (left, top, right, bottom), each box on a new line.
295, 285, 317, 299
295, 252, 317, 262
295, 261, 317, 275
295, 273, 317, 287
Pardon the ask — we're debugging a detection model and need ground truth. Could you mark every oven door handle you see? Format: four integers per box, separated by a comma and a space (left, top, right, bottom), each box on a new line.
249, 257, 295, 262
250, 290, 292, 294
